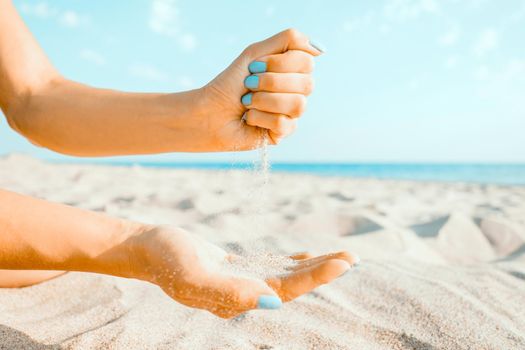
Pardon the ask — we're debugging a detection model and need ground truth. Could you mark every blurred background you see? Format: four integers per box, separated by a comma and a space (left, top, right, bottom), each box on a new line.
1, 0, 525, 183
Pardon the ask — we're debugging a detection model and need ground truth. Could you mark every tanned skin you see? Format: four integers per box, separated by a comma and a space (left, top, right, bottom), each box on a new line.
0, 0, 356, 318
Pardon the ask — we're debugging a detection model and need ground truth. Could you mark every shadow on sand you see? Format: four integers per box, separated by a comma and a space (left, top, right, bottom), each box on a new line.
0, 325, 60, 350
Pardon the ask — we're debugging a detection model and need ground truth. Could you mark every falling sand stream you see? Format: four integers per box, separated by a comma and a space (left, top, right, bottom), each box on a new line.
222, 134, 296, 279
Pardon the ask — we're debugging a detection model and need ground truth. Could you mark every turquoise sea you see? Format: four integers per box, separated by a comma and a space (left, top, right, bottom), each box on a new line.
94, 161, 525, 186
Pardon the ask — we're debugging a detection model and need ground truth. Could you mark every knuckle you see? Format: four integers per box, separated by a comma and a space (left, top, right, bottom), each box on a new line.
242, 43, 258, 57
304, 55, 315, 72
243, 110, 254, 125
284, 28, 300, 41
264, 74, 277, 90
290, 120, 298, 133
293, 95, 307, 116
304, 76, 314, 95
270, 131, 283, 145
273, 115, 287, 132
335, 250, 355, 263
266, 56, 277, 70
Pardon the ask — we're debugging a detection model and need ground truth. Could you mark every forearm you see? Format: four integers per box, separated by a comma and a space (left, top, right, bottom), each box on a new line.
7, 80, 211, 156
0, 188, 145, 277
0, 0, 213, 156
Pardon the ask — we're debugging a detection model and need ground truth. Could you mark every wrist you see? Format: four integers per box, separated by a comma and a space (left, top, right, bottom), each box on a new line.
89, 219, 153, 280
160, 87, 225, 152
161, 87, 209, 130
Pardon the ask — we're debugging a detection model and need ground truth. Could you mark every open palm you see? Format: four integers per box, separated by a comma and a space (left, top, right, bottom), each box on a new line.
130, 225, 357, 319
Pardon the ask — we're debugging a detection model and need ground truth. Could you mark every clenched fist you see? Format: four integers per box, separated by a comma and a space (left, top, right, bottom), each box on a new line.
202, 28, 323, 149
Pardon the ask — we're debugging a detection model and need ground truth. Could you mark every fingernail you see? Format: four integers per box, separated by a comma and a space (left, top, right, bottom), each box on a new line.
257, 295, 282, 310
309, 39, 326, 54
241, 93, 253, 106
249, 61, 267, 74
244, 75, 259, 89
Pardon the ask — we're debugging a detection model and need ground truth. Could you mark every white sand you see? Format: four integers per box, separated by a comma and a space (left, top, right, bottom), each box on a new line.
1, 154, 524, 349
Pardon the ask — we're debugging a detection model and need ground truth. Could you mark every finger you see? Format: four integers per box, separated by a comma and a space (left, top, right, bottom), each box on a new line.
242, 92, 306, 118
243, 28, 322, 60
182, 273, 282, 316
266, 259, 350, 302
288, 251, 359, 271
175, 294, 244, 319
244, 110, 296, 139
289, 252, 314, 260
244, 73, 314, 95
249, 50, 315, 74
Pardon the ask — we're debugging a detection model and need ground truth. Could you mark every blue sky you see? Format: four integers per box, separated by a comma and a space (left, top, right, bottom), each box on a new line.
1, 0, 524, 163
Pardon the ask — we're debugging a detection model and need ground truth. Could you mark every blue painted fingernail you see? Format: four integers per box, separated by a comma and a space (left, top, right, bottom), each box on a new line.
309, 39, 326, 54
257, 295, 282, 309
241, 93, 252, 106
244, 75, 259, 89
249, 61, 267, 73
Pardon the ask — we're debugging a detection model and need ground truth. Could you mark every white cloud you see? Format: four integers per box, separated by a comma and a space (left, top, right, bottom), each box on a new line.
438, 26, 460, 46
149, 0, 197, 52
129, 64, 168, 82
20, 2, 87, 28
178, 33, 197, 52
383, 0, 440, 21
80, 49, 106, 66
60, 11, 81, 27
20, 2, 56, 18
149, 0, 181, 37
473, 29, 498, 56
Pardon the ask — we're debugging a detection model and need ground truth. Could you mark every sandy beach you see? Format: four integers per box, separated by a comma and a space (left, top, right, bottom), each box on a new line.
0, 154, 524, 349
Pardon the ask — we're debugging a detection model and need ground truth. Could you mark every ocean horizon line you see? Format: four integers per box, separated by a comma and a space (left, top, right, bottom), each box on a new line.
42, 158, 525, 186
47, 159, 525, 167
3, 153, 524, 186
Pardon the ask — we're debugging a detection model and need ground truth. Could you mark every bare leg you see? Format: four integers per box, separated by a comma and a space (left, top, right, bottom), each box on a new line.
0, 270, 66, 288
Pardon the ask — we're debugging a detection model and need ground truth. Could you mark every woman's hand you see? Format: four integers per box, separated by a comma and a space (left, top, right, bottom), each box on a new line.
1, 2, 322, 156
128, 225, 357, 319
0, 188, 358, 318
200, 28, 323, 149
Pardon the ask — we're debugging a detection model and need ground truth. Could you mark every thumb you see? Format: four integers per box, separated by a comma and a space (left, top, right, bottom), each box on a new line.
243, 28, 324, 60
206, 274, 282, 318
